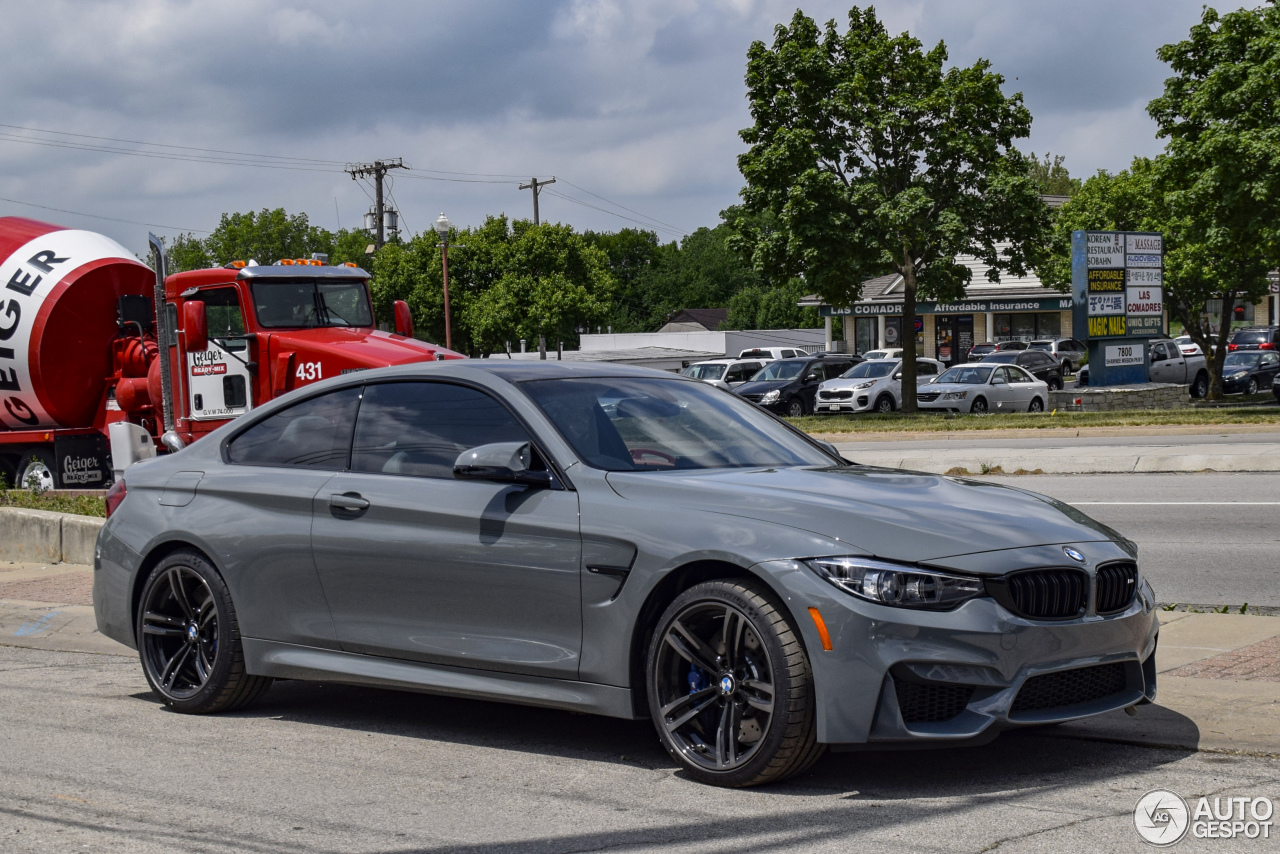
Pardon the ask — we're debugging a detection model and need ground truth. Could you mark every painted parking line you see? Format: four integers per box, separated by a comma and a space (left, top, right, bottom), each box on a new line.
14, 611, 61, 637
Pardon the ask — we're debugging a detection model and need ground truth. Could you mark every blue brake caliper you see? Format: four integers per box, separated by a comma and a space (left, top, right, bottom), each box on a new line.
688, 665, 706, 694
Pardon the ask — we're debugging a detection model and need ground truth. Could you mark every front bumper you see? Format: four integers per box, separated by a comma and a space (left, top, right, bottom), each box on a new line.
756, 544, 1159, 746
816, 395, 875, 414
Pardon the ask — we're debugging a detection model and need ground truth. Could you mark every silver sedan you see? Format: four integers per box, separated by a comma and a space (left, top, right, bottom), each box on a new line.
916, 363, 1050, 414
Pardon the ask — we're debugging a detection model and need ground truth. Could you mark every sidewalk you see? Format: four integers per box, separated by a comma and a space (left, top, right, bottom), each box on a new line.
2, 562, 1277, 757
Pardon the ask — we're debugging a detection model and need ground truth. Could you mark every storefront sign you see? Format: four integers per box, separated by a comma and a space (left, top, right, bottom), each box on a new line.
821, 297, 1073, 316
1126, 286, 1163, 316
1086, 232, 1125, 268
1088, 293, 1124, 315
1126, 315, 1164, 336
1074, 230, 1164, 339
1105, 344, 1144, 366
1087, 269, 1125, 292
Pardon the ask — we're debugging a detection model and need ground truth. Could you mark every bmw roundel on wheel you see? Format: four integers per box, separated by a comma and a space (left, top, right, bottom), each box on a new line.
94, 361, 1157, 787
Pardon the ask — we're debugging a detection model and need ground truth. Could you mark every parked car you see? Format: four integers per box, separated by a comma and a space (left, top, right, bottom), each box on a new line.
1027, 338, 1087, 374
815, 358, 945, 414
966, 342, 998, 361
995, 341, 1029, 352
94, 360, 1159, 788
1221, 350, 1280, 395
738, 347, 808, 360
980, 349, 1065, 390
1173, 335, 1203, 357
861, 348, 904, 360
735, 354, 860, 416
1227, 326, 1280, 352
916, 363, 1049, 413
1076, 339, 1209, 398
1273, 372, 1280, 404
680, 358, 770, 391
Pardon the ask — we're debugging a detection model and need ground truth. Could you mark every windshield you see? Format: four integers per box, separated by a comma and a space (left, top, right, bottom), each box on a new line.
937, 366, 993, 384
522, 377, 837, 472
680, 363, 727, 381
1028, 341, 1052, 350
841, 361, 895, 379
1225, 352, 1261, 367
752, 360, 808, 381
251, 279, 374, 328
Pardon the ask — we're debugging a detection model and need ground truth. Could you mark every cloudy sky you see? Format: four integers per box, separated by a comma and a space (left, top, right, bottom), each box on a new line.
0, 0, 1229, 255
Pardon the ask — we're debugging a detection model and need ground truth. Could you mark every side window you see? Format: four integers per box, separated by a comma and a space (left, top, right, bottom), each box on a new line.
1013, 367, 1035, 382
1263, 352, 1280, 368
992, 367, 1009, 384
193, 287, 246, 336
1069, 340, 1085, 350
725, 365, 745, 384
351, 382, 531, 479
823, 361, 852, 379
226, 387, 361, 469
917, 362, 937, 376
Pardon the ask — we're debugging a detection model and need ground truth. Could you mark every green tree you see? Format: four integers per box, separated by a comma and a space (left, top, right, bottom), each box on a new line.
724, 278, 821, 330
165, 232, 212, 272
729, 7, 1049, 410
1027, 152, 1081, 197
1148, 3, 1280, 397
203, 208, 334, 266
583, 228, 665, 332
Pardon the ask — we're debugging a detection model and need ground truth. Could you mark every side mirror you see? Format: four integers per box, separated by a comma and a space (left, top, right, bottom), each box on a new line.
393, 299, 414, 337
804, 372, 822, 384
454, 441, 551, 487
182, 301, 208, 352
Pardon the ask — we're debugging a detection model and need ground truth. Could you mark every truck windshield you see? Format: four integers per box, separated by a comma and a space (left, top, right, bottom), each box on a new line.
251, 279, 373, 328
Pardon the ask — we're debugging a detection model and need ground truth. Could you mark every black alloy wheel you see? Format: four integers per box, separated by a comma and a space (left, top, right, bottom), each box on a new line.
647, 580, 822, 787
970, 396, 988, 414
1028, 397, 1045, 412
136, 550, 272, 713
1248, 378, 1259, 395
875, 394, 895, 413
786, 397, 806, 418
1061, 360, 1072, 375
1048, 374, 1063, 391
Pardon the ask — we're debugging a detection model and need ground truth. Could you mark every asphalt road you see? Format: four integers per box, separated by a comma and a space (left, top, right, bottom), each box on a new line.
985, 472, 1280, 610
2, 644, 1276, 854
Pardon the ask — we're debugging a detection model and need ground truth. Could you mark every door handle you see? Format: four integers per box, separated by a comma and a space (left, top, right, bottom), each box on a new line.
329, 492, 370, 514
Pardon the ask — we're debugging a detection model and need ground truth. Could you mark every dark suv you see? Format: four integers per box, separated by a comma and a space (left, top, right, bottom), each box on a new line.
1228, 326, 1280, 352
980, 349, 1064, 390
734, 354, 859, 417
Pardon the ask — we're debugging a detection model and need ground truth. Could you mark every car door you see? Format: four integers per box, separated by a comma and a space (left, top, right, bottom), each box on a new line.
1260, 351, 1280, 387
1008, 365, 1040, 408
987, 366, 1013, 409
184, 287, 254, 421
1148, 343, 1171, 382
310, 380, 583, 678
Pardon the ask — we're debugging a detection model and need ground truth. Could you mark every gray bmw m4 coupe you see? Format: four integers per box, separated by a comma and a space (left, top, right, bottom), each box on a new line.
94, 361, 1158, 787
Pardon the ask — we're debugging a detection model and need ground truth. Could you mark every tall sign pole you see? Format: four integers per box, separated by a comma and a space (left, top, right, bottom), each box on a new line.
1073, 230, 1164, 386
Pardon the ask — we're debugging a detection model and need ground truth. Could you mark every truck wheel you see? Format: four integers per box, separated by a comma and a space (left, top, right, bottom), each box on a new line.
1191, 373, 1208, 399
646, 579, 823, 787
16, 448, 55, 492
136, 549, 272, 714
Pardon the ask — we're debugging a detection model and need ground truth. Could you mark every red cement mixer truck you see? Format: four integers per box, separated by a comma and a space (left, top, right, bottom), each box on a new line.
0, 216, 462, 490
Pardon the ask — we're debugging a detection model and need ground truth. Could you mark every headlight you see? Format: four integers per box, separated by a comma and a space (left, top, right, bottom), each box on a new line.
1229, 371, 1248, 380
853, 381, 876, 390
804, 556, 985, 609
760, 389, 780, 403
941, 390, 969, 400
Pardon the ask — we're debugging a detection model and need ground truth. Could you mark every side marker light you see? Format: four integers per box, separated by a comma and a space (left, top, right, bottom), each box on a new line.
807, 607, 833, 651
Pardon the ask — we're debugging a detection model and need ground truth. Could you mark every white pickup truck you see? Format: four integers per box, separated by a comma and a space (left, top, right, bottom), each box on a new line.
1076, 338, 1210, 397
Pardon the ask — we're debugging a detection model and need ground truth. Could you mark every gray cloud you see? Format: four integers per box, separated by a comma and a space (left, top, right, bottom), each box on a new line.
0, 0, 1223, 255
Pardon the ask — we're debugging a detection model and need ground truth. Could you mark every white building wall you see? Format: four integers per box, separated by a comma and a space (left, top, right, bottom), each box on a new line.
578, 329, 828, 356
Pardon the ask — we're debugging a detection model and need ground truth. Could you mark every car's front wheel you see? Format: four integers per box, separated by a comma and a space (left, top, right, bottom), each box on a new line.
136, 550, 272, 714
646, 580, 823, 787
1247, 378, 1259, 395
785, 398, 806, 418
875, 394, 895, 413
970, 396, 988, 414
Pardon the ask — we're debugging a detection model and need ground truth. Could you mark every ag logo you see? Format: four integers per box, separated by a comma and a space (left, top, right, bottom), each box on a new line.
1134, 789, 1190, 846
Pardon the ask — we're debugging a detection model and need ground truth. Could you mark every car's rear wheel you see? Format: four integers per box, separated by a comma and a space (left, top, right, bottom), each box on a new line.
1048, 375, 1063, 391
970, 396, 988, 414
646, 580, 823, 787
136, 550, 271, 714
1191, 373, 1209, 399
1028, 397, 1044, 412
785, 398, 806, 418
875, 394, 894, 413
1060, 360, 1072, 374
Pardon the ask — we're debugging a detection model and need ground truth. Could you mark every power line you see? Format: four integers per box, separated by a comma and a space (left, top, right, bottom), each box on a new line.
0, 123, 348, 165
541, 189, 686, 237
0, 194, 209, 233
556, 177, 690, 234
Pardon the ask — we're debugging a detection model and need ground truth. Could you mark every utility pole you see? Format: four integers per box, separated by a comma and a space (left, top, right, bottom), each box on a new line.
518, 177, 556, 225
346, 158, 407, 248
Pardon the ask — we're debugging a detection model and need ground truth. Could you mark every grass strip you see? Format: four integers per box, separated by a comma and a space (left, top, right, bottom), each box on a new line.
0, 490, 104, 517
790, 405, 1280, 435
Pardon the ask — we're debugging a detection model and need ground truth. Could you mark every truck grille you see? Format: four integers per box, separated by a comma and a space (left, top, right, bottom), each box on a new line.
1095, 562, 1138, 614
986, 568, 1088, 620
818, 390, 853, 400
1010, 662, 1128, 714
917, 392, 940, 402
894, 675, 974, 723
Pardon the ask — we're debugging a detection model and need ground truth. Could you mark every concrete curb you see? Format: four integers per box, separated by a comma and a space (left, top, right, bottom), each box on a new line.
0, 508, 103, 565
840, 449, 1280, 474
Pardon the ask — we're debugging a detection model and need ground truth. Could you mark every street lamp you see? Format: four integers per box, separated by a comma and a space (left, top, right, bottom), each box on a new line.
434, 213, 453, 351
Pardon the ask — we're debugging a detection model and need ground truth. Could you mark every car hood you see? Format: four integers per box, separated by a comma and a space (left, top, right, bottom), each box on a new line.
605, 465, 1126, 566
735, 379, 796, 395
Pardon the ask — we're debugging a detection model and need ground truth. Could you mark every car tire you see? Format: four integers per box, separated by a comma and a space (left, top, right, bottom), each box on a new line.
785, 398, 806, 418
646, 579, 823, 787
1028, 397, 1044, 412
1247, 378, 1258, 395
1047, 375, 1063, 391
1060, 360, 1072, 375
16, 447, 56, 491
136, 549, 272, 714
1191, 373, 1209, 399
970, 397, 988, 414
875, 394, 895, 413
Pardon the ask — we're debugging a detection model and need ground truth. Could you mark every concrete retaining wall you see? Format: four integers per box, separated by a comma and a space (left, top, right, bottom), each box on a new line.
1049, 383, 1189, 412
0, 508, 103, 565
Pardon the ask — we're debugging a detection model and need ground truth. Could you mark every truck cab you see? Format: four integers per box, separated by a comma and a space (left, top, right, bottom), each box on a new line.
164, 260, 461, 446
